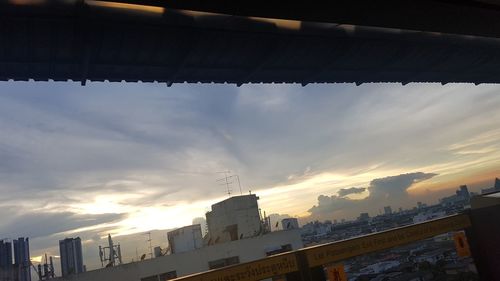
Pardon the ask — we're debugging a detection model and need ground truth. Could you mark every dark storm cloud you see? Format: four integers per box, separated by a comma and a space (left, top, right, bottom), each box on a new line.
337, 187, 366, 197
308, 172, 437, 218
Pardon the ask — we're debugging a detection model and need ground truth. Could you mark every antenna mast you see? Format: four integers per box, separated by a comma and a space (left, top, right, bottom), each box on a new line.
229, 175, 242, 195
216, 170, 232, 196
145, 232, 153, 259
98, 234, 122, 267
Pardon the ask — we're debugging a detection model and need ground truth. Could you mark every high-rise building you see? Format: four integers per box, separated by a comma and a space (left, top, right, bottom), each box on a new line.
384, 206, 393, 215
0, 240, 14, 281
59, 237, 84, 277
13, 237, 31, 281
0, 240, 13, 269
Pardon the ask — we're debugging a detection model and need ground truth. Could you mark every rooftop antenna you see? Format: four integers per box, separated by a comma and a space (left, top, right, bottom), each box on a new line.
108, 234, 115, 266
144, 232, 153, 259
229, 175, 242, 195
217, 170, 232, 196
98, 234, 122, 267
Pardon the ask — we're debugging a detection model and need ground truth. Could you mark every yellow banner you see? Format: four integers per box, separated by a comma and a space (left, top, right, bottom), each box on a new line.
172, 214, 471, 281
173, 254, 297, 281
306, 214, 471, 267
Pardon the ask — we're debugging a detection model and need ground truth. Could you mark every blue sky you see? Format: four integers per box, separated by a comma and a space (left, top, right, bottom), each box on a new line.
1, 81, 500, 270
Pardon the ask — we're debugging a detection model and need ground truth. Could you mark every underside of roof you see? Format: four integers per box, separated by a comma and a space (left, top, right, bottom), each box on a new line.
1, 1, 500, 85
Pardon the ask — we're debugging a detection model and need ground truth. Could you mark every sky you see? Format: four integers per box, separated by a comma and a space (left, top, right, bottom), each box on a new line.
0, 81, 500, 271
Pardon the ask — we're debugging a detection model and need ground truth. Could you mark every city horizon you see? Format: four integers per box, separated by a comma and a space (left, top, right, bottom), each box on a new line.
1, 82, 500, 277
6, 175, 498, 275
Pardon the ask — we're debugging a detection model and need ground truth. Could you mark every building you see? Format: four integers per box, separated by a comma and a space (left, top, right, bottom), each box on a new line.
57, 229, 303, 281
358, 213, 370, 221
481, 178, 500, 194
59, 237, 84, 277
281, 218, 299, 230
383, 206, 392, 215
205, 195, 262, 243
167, 225, 203, 254
413, 249, 446, 265
359, 261, 400, 275
0, 240, 12, 269
440, 185, 471, 207
456, 185, 470, 199
0, 240, 14, 281
412, 211, 446, 223
13, 237, 31, 281
55, 193, 304, 281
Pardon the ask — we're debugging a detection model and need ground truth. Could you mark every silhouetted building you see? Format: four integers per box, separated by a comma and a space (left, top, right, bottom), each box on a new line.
456, 185, 470, 199
384, 206, 392, 215
0, 240, 14, 281
358, 213, 370, 221
13, 237, 31, 281
482, 178, 500, 194
59, 237, 84, 277
440, 185, 471, 207
0, 240, 12, 269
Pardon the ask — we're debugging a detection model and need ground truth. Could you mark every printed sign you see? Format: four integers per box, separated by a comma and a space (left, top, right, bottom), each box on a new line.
306, 214, 471, 267
453, 231, 471, 257
325, 264, 347, 281
173, 254, 297, 281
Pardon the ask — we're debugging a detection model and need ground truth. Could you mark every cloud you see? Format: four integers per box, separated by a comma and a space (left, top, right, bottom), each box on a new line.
367, 172, 437, 201
1, 82, 500, 270
308, 172, 437, 219
0, 209, 126, 239
337, 187, 366, 197
307, 195, 357, 218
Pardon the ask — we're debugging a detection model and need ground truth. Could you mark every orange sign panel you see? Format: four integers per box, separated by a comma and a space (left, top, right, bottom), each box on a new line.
453, 231, 471, 257
326, 264, 347, 281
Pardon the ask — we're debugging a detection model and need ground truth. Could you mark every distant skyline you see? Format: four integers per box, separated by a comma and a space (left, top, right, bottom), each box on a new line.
0, 82, 500, 271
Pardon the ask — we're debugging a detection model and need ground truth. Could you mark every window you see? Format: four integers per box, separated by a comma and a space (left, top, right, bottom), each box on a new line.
266, 244, 293, 256
159, 271, 177, 281
140, 275, 158, 281
141, 271, 177, 281
208, 256, 240, 269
